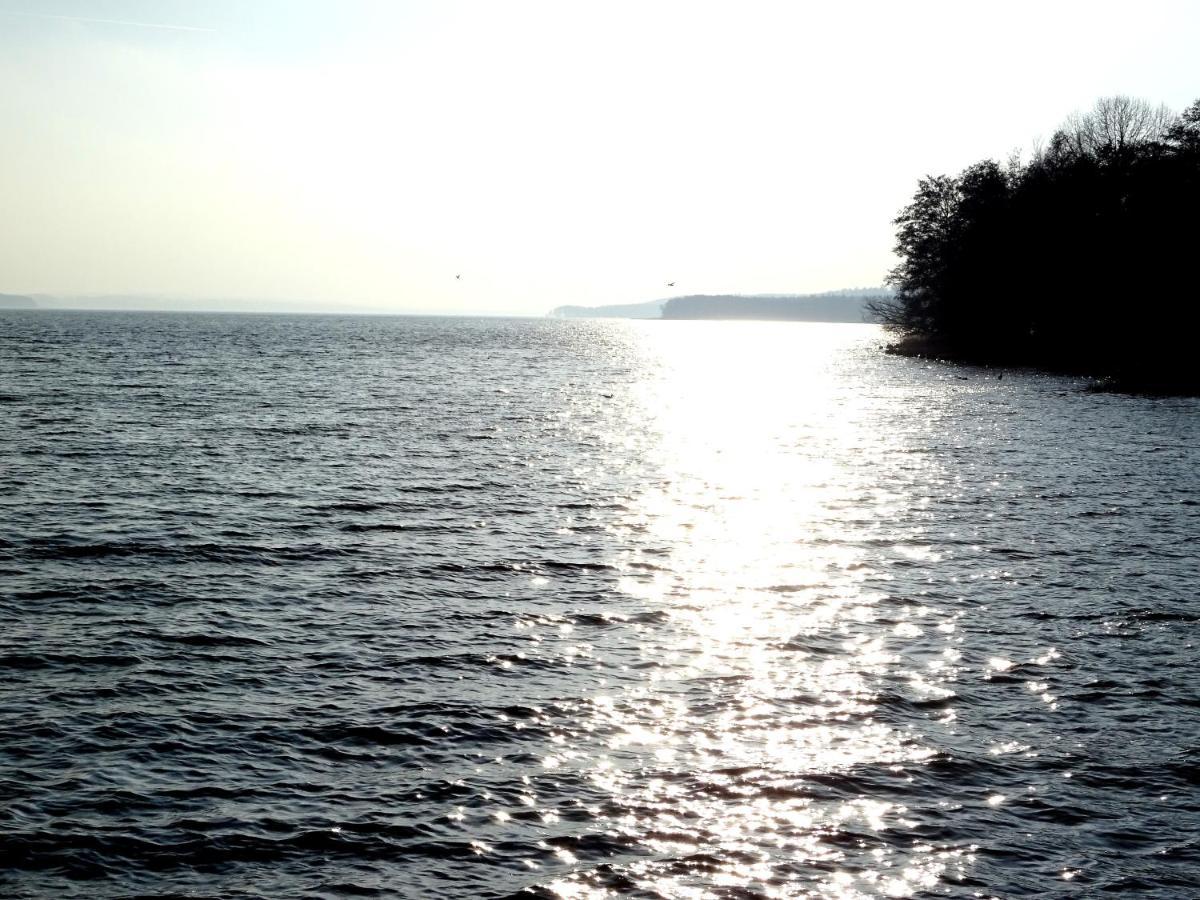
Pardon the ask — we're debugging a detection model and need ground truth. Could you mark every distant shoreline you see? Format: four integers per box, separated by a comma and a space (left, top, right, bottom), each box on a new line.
550, 290, 887, 323
0, 293, 37, 310
0, 304, 533, 319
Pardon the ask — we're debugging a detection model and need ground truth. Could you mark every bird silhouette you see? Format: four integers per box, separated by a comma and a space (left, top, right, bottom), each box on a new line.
455, 274, 461, 280
666, 281, 675, 287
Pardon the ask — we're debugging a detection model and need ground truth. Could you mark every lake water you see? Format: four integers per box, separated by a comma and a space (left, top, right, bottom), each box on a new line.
2, 311, 1198, 898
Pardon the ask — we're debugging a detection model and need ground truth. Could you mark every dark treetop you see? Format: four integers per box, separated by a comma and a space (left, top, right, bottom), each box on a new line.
872, 96, 1200, 394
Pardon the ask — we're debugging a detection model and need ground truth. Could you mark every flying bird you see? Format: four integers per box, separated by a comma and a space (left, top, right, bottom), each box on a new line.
666, 281, 675, 287
455, 274, 461, 280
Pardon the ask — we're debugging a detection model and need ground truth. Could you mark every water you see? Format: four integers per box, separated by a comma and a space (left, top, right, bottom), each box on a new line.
2, 311, 1198, 899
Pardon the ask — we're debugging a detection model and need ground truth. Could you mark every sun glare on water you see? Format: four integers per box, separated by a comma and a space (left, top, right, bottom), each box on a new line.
543, 322, 971, 898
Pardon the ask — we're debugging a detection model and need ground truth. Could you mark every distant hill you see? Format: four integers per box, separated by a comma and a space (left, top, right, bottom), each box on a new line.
662, 291, 886, 322
549, 289, 891, 322
548, 299, 665, 319
0, 293, 37, 309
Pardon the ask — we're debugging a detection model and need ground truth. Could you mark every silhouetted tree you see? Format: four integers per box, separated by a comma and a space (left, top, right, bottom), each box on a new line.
1062, 95, 1173, 157
1165, 99, 1200, 153
877, 175, 960, 335
881, 96, 1200, 392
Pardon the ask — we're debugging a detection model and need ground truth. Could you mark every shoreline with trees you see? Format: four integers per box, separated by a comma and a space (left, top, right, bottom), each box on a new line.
872, 96, 1200, 395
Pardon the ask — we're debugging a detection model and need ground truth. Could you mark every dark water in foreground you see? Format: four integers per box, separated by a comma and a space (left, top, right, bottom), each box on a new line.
2, 311, 1199, 899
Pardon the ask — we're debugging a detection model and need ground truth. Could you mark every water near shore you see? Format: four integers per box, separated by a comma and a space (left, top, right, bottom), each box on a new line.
2, 311, 1198, 898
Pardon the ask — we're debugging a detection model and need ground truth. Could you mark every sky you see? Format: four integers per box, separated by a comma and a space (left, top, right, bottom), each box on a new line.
1, 0, 1197, 315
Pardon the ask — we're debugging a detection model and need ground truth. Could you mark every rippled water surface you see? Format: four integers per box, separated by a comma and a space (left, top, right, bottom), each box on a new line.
2, 311, 1199, 898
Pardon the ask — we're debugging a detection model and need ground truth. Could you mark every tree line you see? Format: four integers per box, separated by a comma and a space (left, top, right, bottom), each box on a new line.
872, 96, 1200, 392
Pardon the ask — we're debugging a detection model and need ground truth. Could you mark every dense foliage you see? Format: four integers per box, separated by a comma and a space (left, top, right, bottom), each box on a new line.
875, 96, 1200, 392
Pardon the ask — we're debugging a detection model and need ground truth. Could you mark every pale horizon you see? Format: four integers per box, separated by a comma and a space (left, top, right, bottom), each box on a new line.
2, 0, 1197, 316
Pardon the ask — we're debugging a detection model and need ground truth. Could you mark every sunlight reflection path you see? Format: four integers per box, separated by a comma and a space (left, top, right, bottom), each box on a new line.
550, 323, 970, 899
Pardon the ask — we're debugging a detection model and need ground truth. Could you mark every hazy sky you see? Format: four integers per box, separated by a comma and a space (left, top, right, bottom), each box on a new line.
2, 0, 1197, 314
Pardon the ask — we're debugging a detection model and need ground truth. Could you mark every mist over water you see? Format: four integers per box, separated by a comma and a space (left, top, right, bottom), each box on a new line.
2, 312, 1198, 898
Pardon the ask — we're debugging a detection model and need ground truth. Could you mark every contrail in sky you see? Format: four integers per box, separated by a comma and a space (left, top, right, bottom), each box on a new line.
2, 10, 216, 32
